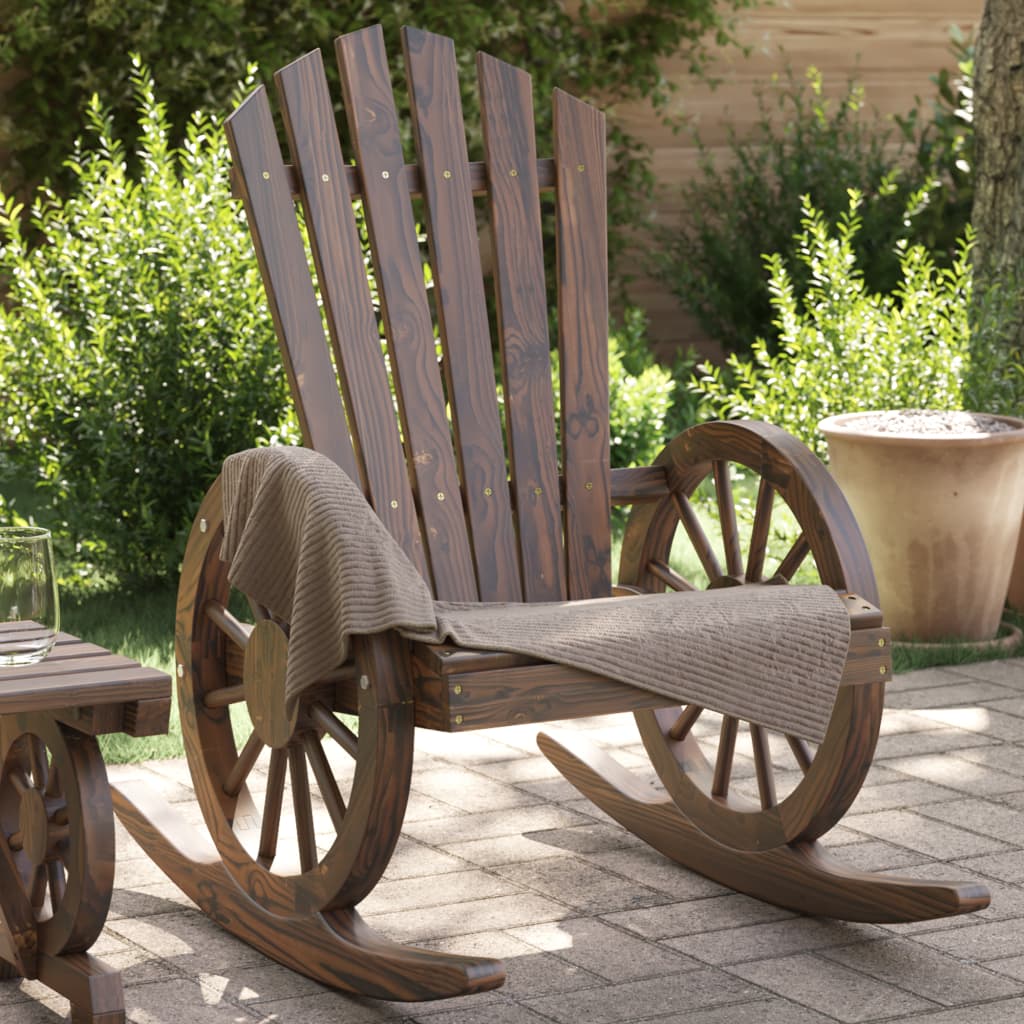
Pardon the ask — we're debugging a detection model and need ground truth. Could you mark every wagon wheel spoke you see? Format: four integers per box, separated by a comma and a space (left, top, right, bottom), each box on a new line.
28, 737, 48, 791
668, 705, 703, 742
289, 743, 318, 874
746, 478, 776, 583
257, 748, 287, 868
29, 864, 47, 911
47, 859, 66, 911
711, 716, 739, 798
670, 490, 723, 582
787, 734, 814, 775
204, 601, 253, 650
309, 703, 359, 760
204, 684, 246, 709
713, 460, 744, 579
648, 560, 697, 592
302, 733, 347, 832
749, 724, 777, 809
773, 534, 811, 583
223, 731, 265, 799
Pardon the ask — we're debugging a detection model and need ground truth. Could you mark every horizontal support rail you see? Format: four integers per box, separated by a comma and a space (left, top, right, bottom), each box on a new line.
232, 157, 558, 202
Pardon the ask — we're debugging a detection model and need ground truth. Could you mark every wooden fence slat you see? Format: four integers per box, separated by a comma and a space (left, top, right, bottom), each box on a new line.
335, 25, 478, 601
275, 50, 429, 578
478, 51, 566, 603
224, 88, 358, 480
554, 88, 611, 600
403, 27, 522, 602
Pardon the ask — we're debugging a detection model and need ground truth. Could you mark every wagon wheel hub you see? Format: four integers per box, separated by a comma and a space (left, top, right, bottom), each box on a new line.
243, 619, 297, 749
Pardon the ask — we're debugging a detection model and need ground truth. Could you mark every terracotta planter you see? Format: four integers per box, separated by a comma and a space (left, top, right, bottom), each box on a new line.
819, 411, 1024, 642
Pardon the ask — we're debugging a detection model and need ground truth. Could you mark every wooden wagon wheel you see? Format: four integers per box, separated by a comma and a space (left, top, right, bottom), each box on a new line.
0, 714, 114, 961
619, 419, 885, 852
176, 475, 415, 917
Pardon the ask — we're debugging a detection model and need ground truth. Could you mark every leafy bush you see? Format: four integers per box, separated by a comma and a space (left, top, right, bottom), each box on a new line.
0, 62, 289, 584
0, 0, 756, 283
691, 192, 973, 458
653, 60, 973, 355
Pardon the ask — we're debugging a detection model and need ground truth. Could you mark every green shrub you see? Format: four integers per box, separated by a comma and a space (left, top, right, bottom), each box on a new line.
691, 192, 973, 457
653, 61, 972, 355
0, 0, 756, 284
0, 62, 289, 584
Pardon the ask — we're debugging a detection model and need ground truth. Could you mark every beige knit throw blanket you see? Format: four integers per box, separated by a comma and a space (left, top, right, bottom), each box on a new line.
221, 447, 851, 742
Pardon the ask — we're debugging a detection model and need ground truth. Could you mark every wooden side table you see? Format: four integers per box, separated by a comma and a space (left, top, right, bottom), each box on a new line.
0, 630, 171, 1024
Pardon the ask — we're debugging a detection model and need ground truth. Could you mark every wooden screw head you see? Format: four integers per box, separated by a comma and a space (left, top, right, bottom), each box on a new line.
262, 171, 270, 180
879, 664, 886, 675
443, 169, 452, 179
389, 499, 399, 509
321, 173, 330, 183
436, 492, 446, 502
382, 170, 390, 180
484, 487, 493, 497
199, 518, 208, 533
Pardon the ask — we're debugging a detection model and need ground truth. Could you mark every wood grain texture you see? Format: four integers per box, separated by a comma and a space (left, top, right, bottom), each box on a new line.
479, 51, 566, 602
336, 25, 477, 601
112, 780, 506, 1001
410, 622, 890, 732
230, 157, 558, 203
538, 729, 989, 923
554, 88, 612, 599
403, 27, 522, 603
224, 88, 359, 480
275, 49, 429, 579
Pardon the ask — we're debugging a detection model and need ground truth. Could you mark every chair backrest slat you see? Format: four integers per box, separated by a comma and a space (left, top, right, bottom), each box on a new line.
554, 89, 611, 599
478, 52, 567, 603
224, 89, 359, 481
274, 50, 430, 580
402, 27, 523, 602
335, 25, 478, 602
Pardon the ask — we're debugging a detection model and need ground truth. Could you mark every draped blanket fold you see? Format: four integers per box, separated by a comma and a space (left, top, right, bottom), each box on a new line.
221, 447, 851, 743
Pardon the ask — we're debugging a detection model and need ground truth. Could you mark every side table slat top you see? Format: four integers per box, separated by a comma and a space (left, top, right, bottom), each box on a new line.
0, 630, 171, 715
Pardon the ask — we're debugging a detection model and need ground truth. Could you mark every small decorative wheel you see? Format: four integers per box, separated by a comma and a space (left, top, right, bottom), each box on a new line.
176, 476, 415, 916
619, 420, 884, 852
0, 714, 114, 958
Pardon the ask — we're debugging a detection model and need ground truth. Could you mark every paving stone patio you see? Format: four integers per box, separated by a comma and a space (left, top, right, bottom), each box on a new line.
7, 657, 1024, 1023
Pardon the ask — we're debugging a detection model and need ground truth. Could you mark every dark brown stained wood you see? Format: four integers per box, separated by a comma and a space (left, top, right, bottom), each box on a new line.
112, 781, 508, 999
335, 25, 477, 601
538, 730, 989, 924
0, 663, 169, 712
230, 158, 558, 202
478, 51, 566, 603
610, 466, 670, 503
403, 27, 522, 602
224, 89, 359, 480
410, 624, 890, 731
554, 88, 611, 600
275, 50, 429, 579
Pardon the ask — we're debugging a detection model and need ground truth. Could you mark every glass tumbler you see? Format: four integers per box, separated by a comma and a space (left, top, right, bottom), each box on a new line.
0, 527, 60, 666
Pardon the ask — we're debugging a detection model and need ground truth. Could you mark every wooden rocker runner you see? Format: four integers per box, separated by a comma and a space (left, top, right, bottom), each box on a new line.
112, 24, 990, 1003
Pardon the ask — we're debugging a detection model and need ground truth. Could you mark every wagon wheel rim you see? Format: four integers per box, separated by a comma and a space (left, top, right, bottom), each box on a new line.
176, 476, 414, 914
0, 715, 113, 955
620, 420, 884, 851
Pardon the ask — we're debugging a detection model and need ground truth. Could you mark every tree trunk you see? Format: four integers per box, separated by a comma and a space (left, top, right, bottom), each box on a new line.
972, 0, 1024, 362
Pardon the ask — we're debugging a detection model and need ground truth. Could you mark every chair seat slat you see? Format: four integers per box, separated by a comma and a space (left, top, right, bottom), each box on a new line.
478, 52, 566, 603
554, 89, 611, 599
275, 50, 429, 578
225, 90, 359, 480
336, 25, 478, 601
403, 27, 522, 602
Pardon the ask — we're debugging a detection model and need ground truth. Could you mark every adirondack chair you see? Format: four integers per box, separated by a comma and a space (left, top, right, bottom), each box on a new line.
112, 25, 989, 1003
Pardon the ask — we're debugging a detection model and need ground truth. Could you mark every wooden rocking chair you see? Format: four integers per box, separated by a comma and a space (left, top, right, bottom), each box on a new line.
112, 25, 989, 1003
